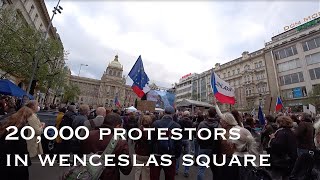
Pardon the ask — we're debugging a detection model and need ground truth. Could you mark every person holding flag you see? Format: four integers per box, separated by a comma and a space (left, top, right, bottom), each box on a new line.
128, 55, 150, 99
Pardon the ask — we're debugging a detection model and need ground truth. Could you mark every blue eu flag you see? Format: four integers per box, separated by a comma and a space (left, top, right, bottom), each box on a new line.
128, 55, 150, 90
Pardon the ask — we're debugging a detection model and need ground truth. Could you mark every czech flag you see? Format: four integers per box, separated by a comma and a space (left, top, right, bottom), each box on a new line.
114, 96, 121, 107
128, 56, 150, 98
275, 96, 283, 112
211, 72, 235, 105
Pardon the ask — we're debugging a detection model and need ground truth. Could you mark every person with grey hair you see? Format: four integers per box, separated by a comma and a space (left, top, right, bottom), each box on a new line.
25, 100, 44, 158
80, 107, 106, 136
70, 104, 90, 156
72, 104, 90, 129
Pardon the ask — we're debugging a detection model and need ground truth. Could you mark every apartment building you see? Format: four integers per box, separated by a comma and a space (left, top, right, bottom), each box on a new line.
213, 50, 270, 112
265, 16, 320, 112
175, 73, 197, 103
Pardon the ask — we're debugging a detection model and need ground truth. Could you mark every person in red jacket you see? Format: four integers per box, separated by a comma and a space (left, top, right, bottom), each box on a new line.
81, 112, 132, 180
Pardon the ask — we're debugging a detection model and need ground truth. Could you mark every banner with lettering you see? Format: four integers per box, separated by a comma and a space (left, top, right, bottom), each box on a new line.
211, 72, 235, 105
146, 90, 175, 109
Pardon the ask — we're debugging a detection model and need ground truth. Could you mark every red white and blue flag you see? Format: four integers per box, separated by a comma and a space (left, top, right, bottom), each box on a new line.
114, 95, 121, 107
128, 55, 150, 98
275, 96, 283, 112
211, 72, 235, 105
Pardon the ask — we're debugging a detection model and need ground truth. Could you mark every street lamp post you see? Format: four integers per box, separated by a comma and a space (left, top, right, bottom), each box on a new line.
78, 64, 88, 76
26, 0, 63, 94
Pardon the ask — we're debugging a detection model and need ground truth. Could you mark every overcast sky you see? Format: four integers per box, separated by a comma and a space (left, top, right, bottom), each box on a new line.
46, 0, 320, 88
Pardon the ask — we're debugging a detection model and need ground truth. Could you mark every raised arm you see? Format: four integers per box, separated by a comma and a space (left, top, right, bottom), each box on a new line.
212, 98, 223, 118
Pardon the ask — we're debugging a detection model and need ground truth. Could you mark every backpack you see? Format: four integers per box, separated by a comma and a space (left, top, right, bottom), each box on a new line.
62, 135, 119, 180
153, 121, 175, 155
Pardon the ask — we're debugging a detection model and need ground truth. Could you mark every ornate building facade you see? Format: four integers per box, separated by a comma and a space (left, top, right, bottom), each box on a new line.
69, 55, 137, 107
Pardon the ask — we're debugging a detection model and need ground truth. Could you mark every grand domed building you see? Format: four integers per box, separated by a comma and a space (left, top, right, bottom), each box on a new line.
69, 55, 137, 107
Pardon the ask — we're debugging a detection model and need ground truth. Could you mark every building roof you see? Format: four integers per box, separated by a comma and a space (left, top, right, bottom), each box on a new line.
176, 99, 214, 108
108, 55, 123, 69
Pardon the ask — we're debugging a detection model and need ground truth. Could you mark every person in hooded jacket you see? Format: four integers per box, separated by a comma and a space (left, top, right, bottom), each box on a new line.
196, 106, 220, 180
295, 113, 315, 156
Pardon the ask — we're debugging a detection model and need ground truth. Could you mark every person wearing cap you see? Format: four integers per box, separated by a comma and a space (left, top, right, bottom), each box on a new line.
175, 110, 193, 177
150, 106, 182, 180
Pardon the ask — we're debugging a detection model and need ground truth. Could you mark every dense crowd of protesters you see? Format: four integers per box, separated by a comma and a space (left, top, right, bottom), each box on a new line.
1, 94, 320, 180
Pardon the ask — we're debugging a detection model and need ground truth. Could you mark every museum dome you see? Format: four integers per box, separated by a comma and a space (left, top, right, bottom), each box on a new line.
109, 55, 123, 69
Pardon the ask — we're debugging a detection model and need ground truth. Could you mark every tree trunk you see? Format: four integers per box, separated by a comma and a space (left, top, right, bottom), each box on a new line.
29, 80, 37, 95
44, 82, 52, 104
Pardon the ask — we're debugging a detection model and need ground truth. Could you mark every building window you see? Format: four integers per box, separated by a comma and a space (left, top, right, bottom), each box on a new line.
302, 37, 320, 51
305, 52, 320, 65
277, 58, 301, 72
274, 45, 298, 60
39, 23, 43, 30
237, 68, 240, 74
109, 70, 112, 75
29, 4, 34, 15
282, 87, 307, 99
33, 13, 38, 23
309, 67, 320, 80
244, 65, 250, 70
232, 70, 235, 75
117, 71, 120, 77
255, 63, 258, 68
228, 71, 230, 77
259, 61, 263, 67
279, 72, 304, 85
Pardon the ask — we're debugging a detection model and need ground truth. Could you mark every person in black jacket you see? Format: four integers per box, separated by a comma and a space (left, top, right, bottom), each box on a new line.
269, 116, 297, 180
197, 107, 220, 180
0, 106, 33, 180
176, 111, 193, 177
296, 113, 314, 156
150, 106, 182, 180
126, 112, 138, 144
57, 105, 77, 155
